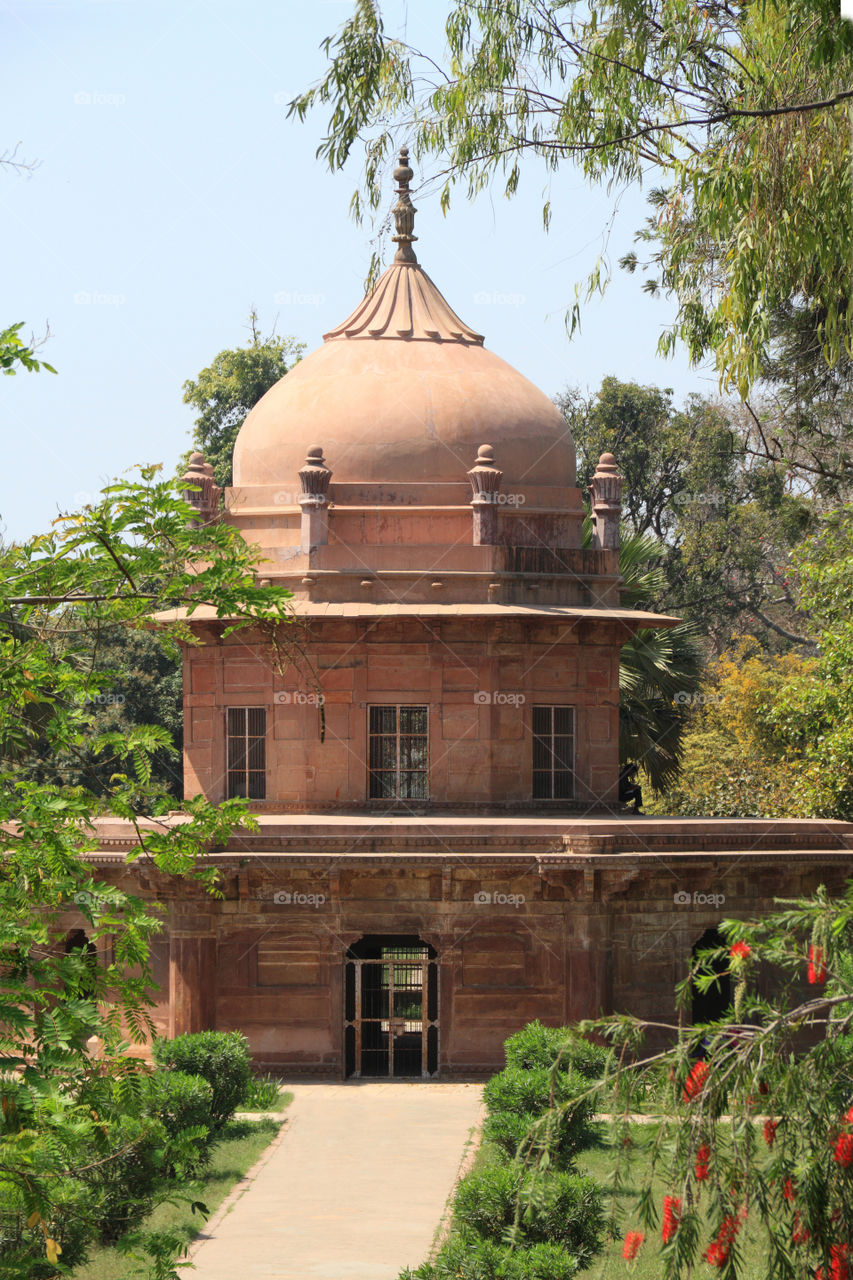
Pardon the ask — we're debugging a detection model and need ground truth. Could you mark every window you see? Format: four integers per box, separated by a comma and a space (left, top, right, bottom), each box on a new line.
226, 706, 266, 799
532, 705, 575, 799
368, 705, 428, 799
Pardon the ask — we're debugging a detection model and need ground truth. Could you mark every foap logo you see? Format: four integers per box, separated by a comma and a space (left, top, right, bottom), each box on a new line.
474, 890, 526, 907
71, 891, 110, 909
672, 491, 726, 508
473, 290, 526, 307
73, 90, 126, 107
274, 691, 325, 706
273, 289, 326, 308
474, 691, 525, 706
478, 491, 526, 506
73, 290, 126, 307
674, 890, 726, 908
673, 691, 725, 707
273, 490, 328, 506
273, 890, 326, 907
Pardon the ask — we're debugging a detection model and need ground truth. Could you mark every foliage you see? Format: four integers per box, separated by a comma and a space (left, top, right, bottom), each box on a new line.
502, 1021, 612, 1081
152, 1032, 252, 1131
567, 378, 818, 651
240, 1073, 287, 1111
0, 467, 293, 1273
0, 1175, 92, 1278
0, 321, 56, 376
183, 311, 305, 490
483, 1066, 598, 1168
646, 641, 805, 817
555, 881, 853, 1277
453, 1165, 604, 1263
290, 0, 852, 393
146, 1070, 215, 1174
402, 1234, 581, 1280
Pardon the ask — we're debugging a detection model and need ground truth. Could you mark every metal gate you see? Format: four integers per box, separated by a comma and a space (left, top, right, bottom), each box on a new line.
344, 941, 438, 1078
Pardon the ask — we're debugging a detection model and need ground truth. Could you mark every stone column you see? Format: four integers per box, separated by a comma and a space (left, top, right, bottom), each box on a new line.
181, 452, 221, 525
467, 444, 503, 546
299, 447, 332, 551
169, 933, 216, 1036
589, 452, 623, 551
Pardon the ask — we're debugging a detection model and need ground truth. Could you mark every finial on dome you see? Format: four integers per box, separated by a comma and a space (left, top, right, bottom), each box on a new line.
392, 146, 418, 264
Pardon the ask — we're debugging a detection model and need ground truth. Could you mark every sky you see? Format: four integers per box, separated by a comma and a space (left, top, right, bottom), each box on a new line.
1, 0, 723, 543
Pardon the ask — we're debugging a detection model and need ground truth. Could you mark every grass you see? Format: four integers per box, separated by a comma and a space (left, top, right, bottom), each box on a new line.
239, 1075, 294, 1112
69, 1112, 287, 1280
577, 1122, 768, 1278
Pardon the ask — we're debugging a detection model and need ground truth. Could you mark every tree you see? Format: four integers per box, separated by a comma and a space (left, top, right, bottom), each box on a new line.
505, 883, 853, 1278
567, 377, 817, 652
289, 0, 852, 394
0, 468, 294, 1273
183, 312, 304, 490
1, 321, 55, 376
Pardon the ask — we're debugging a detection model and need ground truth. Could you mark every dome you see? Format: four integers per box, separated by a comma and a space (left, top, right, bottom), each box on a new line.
232, 153, 575, 491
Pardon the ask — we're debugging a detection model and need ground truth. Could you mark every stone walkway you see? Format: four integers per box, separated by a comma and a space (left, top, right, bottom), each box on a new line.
182, 1082, 484, 1280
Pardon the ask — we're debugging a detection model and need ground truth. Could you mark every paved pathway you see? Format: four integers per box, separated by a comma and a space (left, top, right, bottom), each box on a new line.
182, 1082, 484, 1280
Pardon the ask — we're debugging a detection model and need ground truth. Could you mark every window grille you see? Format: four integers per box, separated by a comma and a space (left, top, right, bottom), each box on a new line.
368, 704, 428, 799
531, 705, 575, 799
226, 706, 267, 799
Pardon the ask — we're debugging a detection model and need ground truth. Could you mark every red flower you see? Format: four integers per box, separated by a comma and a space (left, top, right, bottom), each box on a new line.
764, 1119, 779, 1147
793, 1211, 811, 1245
704, 1213, 742, 1267
832, 1244, 849, 1280
784, 1178, 797, 1201
834, 1133, 853, 1166
683, 1060, 710, 1102
845, 1107, 853, 1125
662, 1195, 681, 1242
730, 941, 751, 961
695, 1142, 711, 1181
622, 1230, 644, 1260
758, 1080, 770, 1096
808, 945, 827, 984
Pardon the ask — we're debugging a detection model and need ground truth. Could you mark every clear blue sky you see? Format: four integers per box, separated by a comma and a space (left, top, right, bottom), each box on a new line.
2, 0, 719, 542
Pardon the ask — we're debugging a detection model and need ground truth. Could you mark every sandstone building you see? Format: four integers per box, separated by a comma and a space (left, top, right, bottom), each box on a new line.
86, 154, 852, 1077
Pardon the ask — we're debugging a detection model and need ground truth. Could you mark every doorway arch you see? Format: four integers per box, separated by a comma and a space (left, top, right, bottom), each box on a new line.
344, 935, 438, 1079
691, 927, 731, 1025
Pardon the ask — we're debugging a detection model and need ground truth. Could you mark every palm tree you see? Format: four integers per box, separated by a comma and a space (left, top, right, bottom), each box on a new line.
584, 518, 705, 793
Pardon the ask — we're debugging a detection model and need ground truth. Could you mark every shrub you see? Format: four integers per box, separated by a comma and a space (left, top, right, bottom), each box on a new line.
482, 1066, 597, 1164
0, 1177, 92, 1277
147, 1069, 215, 1174
82, 1112, 167, 1243
503, 1021, 613, 1080
152, 1030, 251, 1129
453, 1165, 604, 1265
404, 1235, 579, 1280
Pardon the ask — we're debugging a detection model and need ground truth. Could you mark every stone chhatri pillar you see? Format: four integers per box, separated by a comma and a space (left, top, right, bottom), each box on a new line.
181, 452, 221, 524
467, 443, 503, 546
590, 452, 623, 551
299, 446, 332, 551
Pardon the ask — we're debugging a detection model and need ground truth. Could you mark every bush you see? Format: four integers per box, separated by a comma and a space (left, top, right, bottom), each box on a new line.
82, 1112, 167, 1243
503, 1021, 613, 1080
482, 1066, 597, 1165
404, 1235, 579, 1280
147, 1069, 215, 1174
0, 1177, 92, 1277
152, 1030, 251, 1129
453, 1165, 604, 1265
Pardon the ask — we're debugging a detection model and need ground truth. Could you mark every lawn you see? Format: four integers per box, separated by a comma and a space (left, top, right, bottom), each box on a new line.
70, 1104, 291, 1280
577, 1122, 769, 1278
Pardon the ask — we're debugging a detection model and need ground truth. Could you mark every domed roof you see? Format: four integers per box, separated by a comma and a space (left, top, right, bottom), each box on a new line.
232, 152, 575, 491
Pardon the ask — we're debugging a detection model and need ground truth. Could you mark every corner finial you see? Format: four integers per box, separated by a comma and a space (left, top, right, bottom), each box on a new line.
392, 146, 418, 264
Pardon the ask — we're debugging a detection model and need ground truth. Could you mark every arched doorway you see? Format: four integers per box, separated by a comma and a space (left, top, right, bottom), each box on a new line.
691, 927, 731, 1025
64, 928, 97, 999
344, 935, 438, 1079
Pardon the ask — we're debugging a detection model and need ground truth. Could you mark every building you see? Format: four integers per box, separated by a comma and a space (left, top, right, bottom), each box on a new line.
85, 153, 853, 1078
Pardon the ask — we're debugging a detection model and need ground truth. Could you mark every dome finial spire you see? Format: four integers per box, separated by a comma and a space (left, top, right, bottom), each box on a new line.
392, 146, 418, 264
